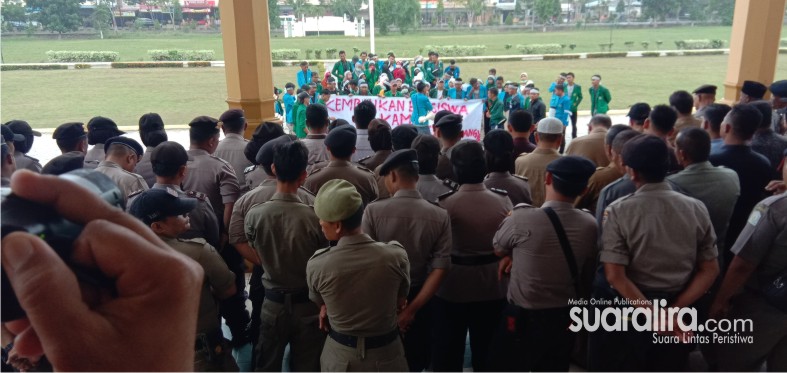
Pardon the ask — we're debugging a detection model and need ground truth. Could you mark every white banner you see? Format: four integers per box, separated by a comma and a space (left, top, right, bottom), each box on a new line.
323, 95, 485, 141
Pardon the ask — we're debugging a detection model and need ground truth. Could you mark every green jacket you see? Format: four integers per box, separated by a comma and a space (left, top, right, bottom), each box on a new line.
488, 97, 505, 126
293, 102, 308, 139
385, 90, 403, 98
424, 60, 443, 83
568, 83, 583, 112
365, 69, 380, 87
331, 60, 353, 84
589, 85, 611, 115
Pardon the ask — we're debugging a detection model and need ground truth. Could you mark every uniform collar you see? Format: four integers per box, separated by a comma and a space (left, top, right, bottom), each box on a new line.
98, 160, 122, 169
393, 189, 422, 199
590, 127, 608, 134
636, 181, 672, 193
328, 160, 353, 167
337, 233, 376, 247
541, 200, 574, 209
306, 134, 327, 139
153, 183, 183, 192
271, 192, 303, 203
487, 171, 511, 179
224, 133, 245, 140
458, 183, 487, 192
533, 147, 560, 155
684, 161, 714, 171
188, 148, 210, 156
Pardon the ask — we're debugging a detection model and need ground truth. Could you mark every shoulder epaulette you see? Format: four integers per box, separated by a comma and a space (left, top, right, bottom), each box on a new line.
357, 155, 373, 165
307, 167, 324, 176
443, 179, 459, 191
512, 174, 529, 182
311, 246, 332, 258
437, 190, 456, 200
298, 186, 316, 196
185, 190, 208, 201
127, 190, 144, 199
427, 199, 441, 207
356, 164, 374, 174
387, 240, 404, 249
210, 154, 232, 166
490, 188, 509, 196
178, 237, 208, 246
596, 166, 605, 171
244, 165, 257, 175
25, 155, 39, 162
513, 203, 535, 210
580, 208, 593, 215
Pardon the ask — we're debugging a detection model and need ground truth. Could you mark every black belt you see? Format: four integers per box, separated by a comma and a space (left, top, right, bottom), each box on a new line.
451, 254, 499, 266
329, 328, 399, 349
264, 289, 310, 304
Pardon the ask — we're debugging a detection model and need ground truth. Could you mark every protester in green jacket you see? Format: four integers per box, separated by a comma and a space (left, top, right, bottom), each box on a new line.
589, 74, 612, 115
293, 92, 310, 139
331, 50, 353, 85
487, 87, 506, 130
566, 72, 583, 138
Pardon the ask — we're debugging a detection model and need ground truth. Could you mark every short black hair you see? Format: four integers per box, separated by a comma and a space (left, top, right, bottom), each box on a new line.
306, 104, 329, 130
489, 68, 497, 74
222, 117, 245, 133
368, 120, 392, 152
341, 205, 364, 231
412, 134, 440, 175
353, 100, 377, 130
566, 72, 575, 78
669, 90, 695, 115
611, 130, 641, 154
750, 100, 773, 130
245, 122, 284, 164
390, 161, 419, 182
589, 114, 611, 128
552, 178, 584, 198
648, 105, 678, 135
273, 140, 308, 182
676, 127, 711, 163
508, 110, 533, 133
726, 103, 762, 141
496, 76, 504, 82
417, 81, 429, 93
703, 103, 732, 133
485, 148, 513, 173
488, 87, 499, 96
144, 130, 168, 149
339, 50, 346, 55
606, 124, 633, 145
57, 136, 85, 152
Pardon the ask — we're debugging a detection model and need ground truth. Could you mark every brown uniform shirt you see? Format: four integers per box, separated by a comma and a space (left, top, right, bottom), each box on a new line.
574, 164, 623, 213
245, 192, 327, 290
134, 147, 156, 188
730, 193, 787, 291
228, 178, 315, 245
243, 165, 268, 191
669, 116, 702, 146
302, 134, 330, 174
484, 171, 532, 206
358, 150, 392, 171
600, 181, 718, 293
494, 201, 598, 309
214, 133, 253, 195
95, 160, 149, 203
182, 148, 241, 224
362, 189, 452, 286
162, 237, 235, 335
436, 141, 462, 181
514, 147, 561, 207
83, 145, 104, 169
416, 174, 453, 203
303, 160, 379, 205
13, 151, 42, 173
306, 234, 410, 336
566, 127, 609, 168
438, 183, 513, 302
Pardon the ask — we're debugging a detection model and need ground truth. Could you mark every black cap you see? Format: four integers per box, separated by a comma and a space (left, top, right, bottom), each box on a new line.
103, 136, 144, 157
189, 116, 220, 136
692, 84, 717, 95
411, 133, 440, 155
251, 121, 285, 142
138, 113, 165, 132
627, 103, 651, 121
546, 156, 597, 187
325, 124, 357, 149
622, 135, 668, 172
1, 125, 25, 143
219, 109, 245, 125
53, 122, 87, 140
87, 116, 124, 145
450, 140, 484, 169
128, 188, 197, 226
482, 129, 513, 156
391, 125, 419, 150
770, 80, 787, 97
379, 149, 418, 176
255, 134, 295, 167
151, 141, 189, 169
434, 114, 463, 131
42, 152, 85, 175
5, 120, 41, 137
741, 80, 767, 100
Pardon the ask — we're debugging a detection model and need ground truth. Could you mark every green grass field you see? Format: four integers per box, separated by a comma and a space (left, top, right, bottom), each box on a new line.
4, 54, 787, 128
0, 25, 762, 63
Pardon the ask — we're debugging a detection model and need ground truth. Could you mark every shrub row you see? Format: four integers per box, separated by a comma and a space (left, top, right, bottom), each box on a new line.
782, 39, 787, 47
111, 62, 184, 68
1, 64, 68, 71
641, 51, 661, 57
148, 49, 215, 61
586, 52, 628, 58
517, 43, 562, 55
423, 45, 488, 57
46, 51, 118, 62
683, 50, 725, 56
542, 54, 580, 60
674, 39, 725, 50
271, 49, 301, 60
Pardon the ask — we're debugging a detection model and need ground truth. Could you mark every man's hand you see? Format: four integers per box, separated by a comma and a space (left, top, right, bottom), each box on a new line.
318, 304, 329, 332
397, 306, 416, 333
498, 256, 513, 281
765, 180, 786, 195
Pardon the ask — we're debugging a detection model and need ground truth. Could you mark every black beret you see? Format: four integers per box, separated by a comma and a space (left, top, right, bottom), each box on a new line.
379, 149, 418, 176
546, 156, 597, 187
391, 125, 419, 150
692, 84, 717, 95
1, 125, 24, 143
103, 136, 144, 157
770, 80, 787, 98
138, 113, 164, 132
5, 120, 41, 137
41, 152, 85, 175
128, 188, 197, 226
151, 141, 189, 169
433, 110, 453, 125
189, 116, 220, 135
325, 124, 357, 149
251, 121, 285, 142
450, 140, 484, 169
256, 134, 296, 167
53, 122, 86, 140
482, 129, 513, 156
87, 116, 121, 132
627, 102, 651, 121
621, 135, 669, 172
741, 80, 767, 100
219, 109, 245, 126
86, 116, 124, 145
434, 114, 463, 131
411, 133, 440, 155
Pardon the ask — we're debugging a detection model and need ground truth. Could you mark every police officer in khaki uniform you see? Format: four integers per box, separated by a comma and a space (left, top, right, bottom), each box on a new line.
591, 135, 719, 371
244, 139, 327, 371
135, 113, 168, 188
94, 136, 148, 203
433, 141, 512, 372
411, 133, 452, 202
574, 125, 633, 213
306, 179, 410, 372
358, 119, 392, 170
566, 114, 611, 167
302, 105, 331, 174
128, 188, 239, 372
434, 114, 464, 181
5, 120, 42, 173
373, 124, 420, 201
242, 122, 285, 191
303, 125, 379, 205
483, 129, 532, 205
491, 156, 598, 371
215, 109, 253, 195
84, 116, 124, 169
515, 118, 564, 207
362, 149, 452, 371
43, 122, 88, 175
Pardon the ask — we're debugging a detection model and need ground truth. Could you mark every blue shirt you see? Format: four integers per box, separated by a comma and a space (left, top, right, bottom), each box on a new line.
445, 66, 460, 79
710, 138, 724, 155
553, 95, 572, 125
548, 82, 568, 108
411, 93, 433, 126
283, 93, 296, 123
297, 69, 313, 88
507, 93, 524, 111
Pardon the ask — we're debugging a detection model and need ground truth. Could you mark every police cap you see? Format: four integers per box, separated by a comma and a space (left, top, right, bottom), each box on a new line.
692, 84, 717, 95
769, 80, 787, 98
256, 134, 296, 167
1, 125, 25, 144
379, 149, 418, 176
741, 81, 767, 100
128, 188, 197, 226
325, 124, 357, 149
188, 116, 221, 137
546, 156, 597, 187
391, 125, 419, 150
5, 120, 41, 137
103, 136, 144, 157
433, 114, 462, 131
53, 122, 87, 140
138, 113, 165, 132
450, 140, 484, 169
482, 129, 514, 157
151, 141, 189, 169
314, 179, 363, 222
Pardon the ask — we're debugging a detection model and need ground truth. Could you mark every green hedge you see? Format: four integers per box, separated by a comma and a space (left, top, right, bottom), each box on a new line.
782, 39, 787, 47
684, 50, 725, 56
641, 51, 661, 57
586, 52, 628, 58
542, 54, 580, 60
111, 62, 184, 68
780, 48, 787, 54
148, 50, 215, 61
271, 61, 287, 67
75, 63, 92, 69
187, 61, 211, 67
1, 64, 68, 71
46, 50, 119, 62
674, 39, 725, 50
271, 49, 301, 60
517, 43, 562, 55
665, 51, 682, 56
423, 45, 487, 57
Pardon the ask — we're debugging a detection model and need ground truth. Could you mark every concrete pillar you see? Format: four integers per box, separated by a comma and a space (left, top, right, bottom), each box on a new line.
219, 0, 278, 138
724, 0, 787, 103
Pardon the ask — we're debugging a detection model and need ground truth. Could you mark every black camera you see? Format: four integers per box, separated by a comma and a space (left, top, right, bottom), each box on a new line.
1, 169, 124, 322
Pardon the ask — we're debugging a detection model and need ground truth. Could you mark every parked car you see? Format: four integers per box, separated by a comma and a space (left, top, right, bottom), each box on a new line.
135, 18, 155, 28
